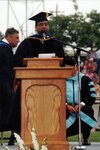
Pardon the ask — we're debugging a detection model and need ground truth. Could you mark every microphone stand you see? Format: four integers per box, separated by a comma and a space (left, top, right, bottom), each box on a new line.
74, 48, 87, 150
53, 38, 89, 149
68, 47, 89, 150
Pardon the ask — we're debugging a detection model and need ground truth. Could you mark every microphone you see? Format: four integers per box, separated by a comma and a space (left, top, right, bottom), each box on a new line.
40, 32, 47, 44
43, 32, 47, 40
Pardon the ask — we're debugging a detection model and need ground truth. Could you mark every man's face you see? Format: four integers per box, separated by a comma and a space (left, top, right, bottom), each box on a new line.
35, 21, 49, 34
9, 33, 20, 47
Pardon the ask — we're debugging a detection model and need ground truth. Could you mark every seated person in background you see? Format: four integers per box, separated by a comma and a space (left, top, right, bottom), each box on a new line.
15, 12, 65, 67
91, 72, 100, 97
82, 58, 97, 79
65, 58, 97, 145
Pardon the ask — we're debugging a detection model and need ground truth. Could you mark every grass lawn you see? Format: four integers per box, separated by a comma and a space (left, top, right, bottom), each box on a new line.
0, 131, 12, 143
68, 131, 100, 142
0, 131, 100, 144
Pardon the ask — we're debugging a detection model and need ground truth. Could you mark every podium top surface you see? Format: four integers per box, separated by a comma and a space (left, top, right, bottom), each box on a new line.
15, 66, 73, 79
23, 58, 63, 67
15, 58, 73, 79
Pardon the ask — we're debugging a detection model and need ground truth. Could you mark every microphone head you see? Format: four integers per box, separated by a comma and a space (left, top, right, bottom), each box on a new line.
42, 32, 47, 39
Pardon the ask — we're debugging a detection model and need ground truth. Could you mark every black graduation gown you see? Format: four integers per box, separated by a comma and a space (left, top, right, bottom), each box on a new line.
0, 41, 19, 132
66, 75, 97, 139
15, 33, 65, 67
0, 41, 14, 85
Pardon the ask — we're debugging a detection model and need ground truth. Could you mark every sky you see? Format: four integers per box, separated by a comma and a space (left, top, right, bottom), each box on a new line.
0, 0, 100, 39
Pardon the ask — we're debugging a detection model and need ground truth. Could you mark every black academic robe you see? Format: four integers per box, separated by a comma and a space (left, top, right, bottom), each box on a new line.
0, 41, 14, 85
0, 41, 19, 132
66, 73, 97, 139
15, 33, 65, 67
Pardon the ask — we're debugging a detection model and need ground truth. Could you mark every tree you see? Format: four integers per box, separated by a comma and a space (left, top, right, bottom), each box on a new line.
49, 4, 100, 55
84, 10, 100, 50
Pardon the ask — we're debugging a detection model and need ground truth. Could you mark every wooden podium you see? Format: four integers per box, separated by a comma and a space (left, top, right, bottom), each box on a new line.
15, 58, 73, 150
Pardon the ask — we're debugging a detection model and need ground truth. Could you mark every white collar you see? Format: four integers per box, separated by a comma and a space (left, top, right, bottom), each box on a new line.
2, 38, 10, 44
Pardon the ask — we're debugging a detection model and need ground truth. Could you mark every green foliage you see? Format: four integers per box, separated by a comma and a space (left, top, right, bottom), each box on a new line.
86, 10, 100, 49
49, 10, 100, 51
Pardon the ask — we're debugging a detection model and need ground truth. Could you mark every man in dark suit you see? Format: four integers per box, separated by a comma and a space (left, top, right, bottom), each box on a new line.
15, 12, 65, 67
0, 27, 20, 145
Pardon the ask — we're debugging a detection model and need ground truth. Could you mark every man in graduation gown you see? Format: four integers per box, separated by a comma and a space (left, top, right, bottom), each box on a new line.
15, 12, 65, 67
0, 27, 20, 145
66, 58, 97, 145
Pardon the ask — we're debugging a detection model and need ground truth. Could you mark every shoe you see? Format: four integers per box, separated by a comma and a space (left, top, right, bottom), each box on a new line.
8, 140, 14, 146
8, 132, 15, 145
82, 140, 91, 146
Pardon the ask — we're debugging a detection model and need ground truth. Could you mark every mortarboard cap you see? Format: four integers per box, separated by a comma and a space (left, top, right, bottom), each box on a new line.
29, 12, 52, 25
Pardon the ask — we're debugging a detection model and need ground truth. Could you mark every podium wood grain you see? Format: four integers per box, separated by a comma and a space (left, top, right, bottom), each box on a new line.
15, 58, 73, 150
